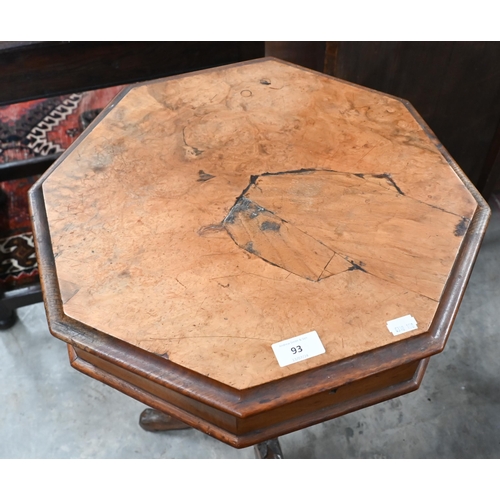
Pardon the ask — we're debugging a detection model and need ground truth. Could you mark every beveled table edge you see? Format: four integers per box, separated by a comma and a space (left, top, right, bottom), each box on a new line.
67, 345, 430, 448
28, 58, 491, 421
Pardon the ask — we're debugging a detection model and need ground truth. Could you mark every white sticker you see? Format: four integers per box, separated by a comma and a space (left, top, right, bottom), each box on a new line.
272, 330, 326, 367
387, 314, 418, 336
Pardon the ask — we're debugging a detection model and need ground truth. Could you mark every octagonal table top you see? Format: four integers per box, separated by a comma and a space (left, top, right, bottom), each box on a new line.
36, 58, 482, 390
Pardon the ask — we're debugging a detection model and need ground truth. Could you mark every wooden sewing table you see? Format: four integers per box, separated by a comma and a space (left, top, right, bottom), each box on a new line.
29, 58, 490, 458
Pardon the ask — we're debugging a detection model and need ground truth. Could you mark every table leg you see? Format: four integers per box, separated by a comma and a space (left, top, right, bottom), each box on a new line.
253, 438, 283, 459
139, 408, 191, 432
0, 301, 17, 330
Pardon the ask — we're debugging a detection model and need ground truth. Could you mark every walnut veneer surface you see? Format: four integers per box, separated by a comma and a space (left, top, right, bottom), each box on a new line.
41, 59, 477, 390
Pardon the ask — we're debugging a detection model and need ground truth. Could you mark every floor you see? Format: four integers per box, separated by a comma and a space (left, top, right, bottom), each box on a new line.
1, 198, 499, 459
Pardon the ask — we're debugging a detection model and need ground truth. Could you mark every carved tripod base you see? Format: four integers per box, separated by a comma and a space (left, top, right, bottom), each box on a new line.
139, 408, 283, 458
253, 438, 283, 459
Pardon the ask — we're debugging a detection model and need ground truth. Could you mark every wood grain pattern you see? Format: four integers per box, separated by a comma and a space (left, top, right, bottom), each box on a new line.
40, 59, 478, 390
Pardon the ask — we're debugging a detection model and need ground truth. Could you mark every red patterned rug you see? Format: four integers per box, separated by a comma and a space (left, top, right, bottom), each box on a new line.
0, 85, 125, 290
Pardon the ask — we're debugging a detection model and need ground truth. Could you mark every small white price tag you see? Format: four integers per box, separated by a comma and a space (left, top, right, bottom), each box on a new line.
387, 314, 418, 336
272, 330, 326, 367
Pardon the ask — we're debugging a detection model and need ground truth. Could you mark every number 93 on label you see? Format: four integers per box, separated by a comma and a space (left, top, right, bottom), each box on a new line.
271, 330, 326, 368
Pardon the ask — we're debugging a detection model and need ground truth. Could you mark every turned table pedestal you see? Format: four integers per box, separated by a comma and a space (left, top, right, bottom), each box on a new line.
29, 58, 490, 458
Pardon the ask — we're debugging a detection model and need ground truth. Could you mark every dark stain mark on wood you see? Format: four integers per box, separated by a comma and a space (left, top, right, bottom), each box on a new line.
244, 241, 259, 255
191, 146, 204, 156
347, 263, 367, 273
260, 220, 281, 232
260, 79, 271, 85
454, 218, 469, 236
346, 259, 367, 273
198, 170, 215, 182
224, 197, 267, 225
373, 173, 405, 195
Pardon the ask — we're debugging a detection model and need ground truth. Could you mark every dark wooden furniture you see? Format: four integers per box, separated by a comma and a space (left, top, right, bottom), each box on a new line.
0, 41, 264, 327
29, 58, 490, 456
